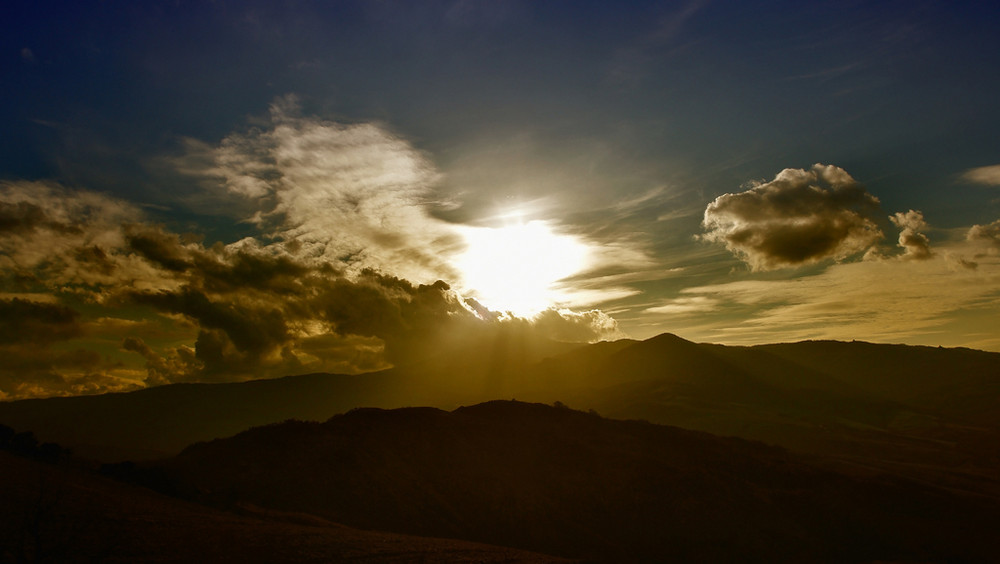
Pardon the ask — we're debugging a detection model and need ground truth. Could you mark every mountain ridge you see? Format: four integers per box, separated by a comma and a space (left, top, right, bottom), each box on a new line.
159, 399, 1000, 563
1, 333, 997, 501
0, 449, 572, 563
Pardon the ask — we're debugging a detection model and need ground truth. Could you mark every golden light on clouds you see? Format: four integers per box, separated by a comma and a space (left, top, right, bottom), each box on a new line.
455, 215, 590, 316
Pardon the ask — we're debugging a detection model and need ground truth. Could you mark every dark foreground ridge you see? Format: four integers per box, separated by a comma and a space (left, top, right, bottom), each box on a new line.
0, 447, 571, 564
159, 400, 1000, 563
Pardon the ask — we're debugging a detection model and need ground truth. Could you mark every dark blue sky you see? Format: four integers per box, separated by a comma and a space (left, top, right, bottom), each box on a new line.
6, 1, 998, 210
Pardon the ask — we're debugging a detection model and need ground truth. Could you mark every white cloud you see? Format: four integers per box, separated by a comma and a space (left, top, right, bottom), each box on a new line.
961, 164, 1000, 186
199, 95, 461, 284
523, 308, 627, 343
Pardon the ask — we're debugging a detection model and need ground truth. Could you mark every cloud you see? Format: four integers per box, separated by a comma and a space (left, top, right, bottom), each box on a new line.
967, 219, 1000, 253
663, 240, 1000, 351
527, 309, 626, 343
122, 337, 200, 387
0, 298, 81, 345
115, 222, 614, 383
700, 164, 884, 270
645, 296, 720, 315
195, 94, 462, 284
0, 298, 140, 399
0, 181, 166, 293
0, 103, 631, 398
890, 210, 931, 260
0, 182, 617, 396
961, 164, 1000, 186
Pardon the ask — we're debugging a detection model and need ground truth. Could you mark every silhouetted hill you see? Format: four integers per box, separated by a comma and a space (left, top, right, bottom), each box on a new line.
0, 332, 579, 461
518, 335, 1000, 500
756, 340, 1000, 423
160, 401, 1000, 563
2, 333, 998, 502
0, 372, 406, 460
0, 450, 572, 563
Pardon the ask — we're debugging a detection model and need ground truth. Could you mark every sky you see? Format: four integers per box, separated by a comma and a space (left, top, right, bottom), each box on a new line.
2, 0, 1000, 399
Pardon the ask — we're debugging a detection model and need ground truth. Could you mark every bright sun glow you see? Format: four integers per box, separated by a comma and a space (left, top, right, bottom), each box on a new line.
455, 216, 589, 316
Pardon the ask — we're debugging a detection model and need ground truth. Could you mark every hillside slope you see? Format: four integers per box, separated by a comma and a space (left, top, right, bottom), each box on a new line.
162, 401, 1000, 563
0, 450, 571, 563
0, 372, 400, 460
518, 334, 1000, 499
2, 333, 997, 503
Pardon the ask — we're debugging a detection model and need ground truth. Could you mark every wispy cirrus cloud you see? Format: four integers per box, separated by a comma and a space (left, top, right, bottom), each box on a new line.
658, 239, 1000, 351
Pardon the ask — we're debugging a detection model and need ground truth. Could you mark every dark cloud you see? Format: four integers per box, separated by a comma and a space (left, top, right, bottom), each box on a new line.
122, 337, 200, 387
0, 298, 82, 344
124, 225, 193, 273
701, 164, 884, 270
0, 299, 138, 400
112, 227, 513, 382
0, 201, 58, 235
0, 181, 144, 290
131, 288, 291, 361
195, 248, 310, 295
0, 122, 627, 397
890, 210, 931, 260
116, 234, 621, 385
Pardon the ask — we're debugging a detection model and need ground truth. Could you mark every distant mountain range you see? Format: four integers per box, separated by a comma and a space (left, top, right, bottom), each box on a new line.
152, 400, 1000, 562
0, 450, 570, 563
2, 333, 999, 493
3, 334, 1000, 562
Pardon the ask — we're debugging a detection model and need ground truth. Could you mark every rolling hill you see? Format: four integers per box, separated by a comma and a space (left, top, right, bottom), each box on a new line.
0, 449, 572, 563
157, 400, 1000, 563
1, 333, 998, 501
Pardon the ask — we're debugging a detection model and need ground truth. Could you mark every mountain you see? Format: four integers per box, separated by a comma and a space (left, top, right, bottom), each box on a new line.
158, 400, 1000, 563
520, 336, 1000, 500
0, 372, 399, 460
0, 449, 571, 563
0, 331, 578, 461
1, 333, 998, 502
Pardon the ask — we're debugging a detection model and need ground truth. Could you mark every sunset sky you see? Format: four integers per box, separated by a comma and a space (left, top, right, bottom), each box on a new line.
3, 1, 1000, 399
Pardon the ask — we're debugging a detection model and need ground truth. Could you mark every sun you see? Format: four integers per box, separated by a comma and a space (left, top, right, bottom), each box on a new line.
454, 214, 589, 316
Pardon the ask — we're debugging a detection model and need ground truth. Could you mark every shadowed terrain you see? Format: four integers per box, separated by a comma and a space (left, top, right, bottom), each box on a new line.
157, 400, 1000, 563
0, 450, 572, 563
0, 333, 576, 461
521, 335, 1000, 499
2, 333, 997, 505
